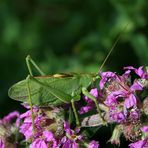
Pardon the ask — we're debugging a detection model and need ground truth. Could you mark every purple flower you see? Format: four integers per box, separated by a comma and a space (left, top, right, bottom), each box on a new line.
89, 140, 99, 148
99, 67, 146, 123
129, 108, 140, 121
60, 122, 83, 148
130, 81, 143, 91
30, 139, 47, 148
19, 108, 39, 140
141, 126, 148, 133
129, 125, 148, 148
0, 139, 4, 148
99, 71, 116, 89
124, 94, 137, 109
109, 107, 125, 123
0, 111, 20, 127
0, 111, 20, 147
129, 139, 148, 148
30, 131, 57, 148
104, 90, 125, 106
19, 117, 34, 140
79, 106, 93, 114
124, 66, 148, 79
2, 111, 19, 123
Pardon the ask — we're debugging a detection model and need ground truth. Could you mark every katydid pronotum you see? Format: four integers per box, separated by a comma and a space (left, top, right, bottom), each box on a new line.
8, 24, 128, 132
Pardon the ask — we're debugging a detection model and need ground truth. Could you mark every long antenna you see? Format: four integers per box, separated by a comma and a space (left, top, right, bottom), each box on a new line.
98, 23, 129, 72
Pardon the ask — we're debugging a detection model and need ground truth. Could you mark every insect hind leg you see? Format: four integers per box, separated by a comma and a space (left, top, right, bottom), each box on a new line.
26, 55, 45, 76
26, 75, 35, 133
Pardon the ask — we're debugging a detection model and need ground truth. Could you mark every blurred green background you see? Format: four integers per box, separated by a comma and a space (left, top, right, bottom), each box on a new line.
0, 0, 148, 118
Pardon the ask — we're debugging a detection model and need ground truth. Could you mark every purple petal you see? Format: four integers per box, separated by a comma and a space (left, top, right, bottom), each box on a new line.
124, 66, 135, 70
129, 139, 148, 148
124, 66, 148, 79
64, 122, 73, 135
135, 66, 148, 79
129, 109, 140, 121
43, 131, 54, 141
89, 140, 99, 148
2, 111, 19, 122
60, 136, 67, 144
100, 71, 116, 78
79, 106, 93, 114
99, 78, 106, 89
124, 94, 137, 109
130, 81, 143, 91
105, 91, 125, 106
123, 69, 131, 78
99, 71, 116, 89
30, 139, 47, 148
90, 88, 98, 98
20, 110, 32, 119
20, 108, 38, 119
0, 139, 4, 148
141, 126, 148, 133
62, 139, 72, 148
20, 122, 33, 140
110, 111, 125, 123
43, 130, 58, 147
72, 142, 78, 148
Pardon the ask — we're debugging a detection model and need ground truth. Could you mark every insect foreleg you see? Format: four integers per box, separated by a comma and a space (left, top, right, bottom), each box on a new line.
82, 87, 106, 125
26, 55, 45, 76
26, 75, 35, 133
71, 99, 80, 126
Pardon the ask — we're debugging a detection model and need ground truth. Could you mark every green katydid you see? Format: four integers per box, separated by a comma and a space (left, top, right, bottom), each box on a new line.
8, 24, 128, 130
8, 56, 103, 127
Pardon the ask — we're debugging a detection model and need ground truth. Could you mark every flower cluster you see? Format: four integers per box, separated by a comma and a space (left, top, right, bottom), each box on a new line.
2, 66, 147, 147
19, 106, 99, 147
19, 106, 64, 147
0, 111, 20, 148
100, 66, 146, 123
80, 66, 148, 146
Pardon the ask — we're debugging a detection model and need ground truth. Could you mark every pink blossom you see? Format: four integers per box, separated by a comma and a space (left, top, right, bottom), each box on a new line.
124, 66, 148, 79
124, 94, 137, 109
79, 106, 93, 114
141, 126, 148, 133
30, 139, 48, 148
60, 122, 83, 148
99, 71, 116, 89
109, 108, 125, 123
0, 139, 4, 148
89, 140, 99, 148
129, 139, 148, 148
